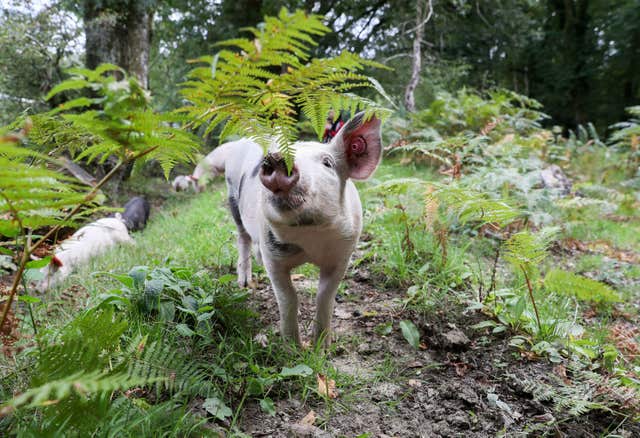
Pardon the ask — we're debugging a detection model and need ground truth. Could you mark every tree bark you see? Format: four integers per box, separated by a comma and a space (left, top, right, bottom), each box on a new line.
83, 1, 152, 89
404, 0, 433, 112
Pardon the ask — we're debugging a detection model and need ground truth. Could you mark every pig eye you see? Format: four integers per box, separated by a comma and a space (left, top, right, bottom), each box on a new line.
322, 157, 334, 169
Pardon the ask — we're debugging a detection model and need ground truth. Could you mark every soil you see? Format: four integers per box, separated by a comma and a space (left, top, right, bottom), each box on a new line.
238, 266, 640, 437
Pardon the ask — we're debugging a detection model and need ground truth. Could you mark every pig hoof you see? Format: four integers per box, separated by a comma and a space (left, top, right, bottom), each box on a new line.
237, 276, 256, 289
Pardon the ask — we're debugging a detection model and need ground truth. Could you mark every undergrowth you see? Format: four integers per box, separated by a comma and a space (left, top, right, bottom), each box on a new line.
360, 89, 640, 422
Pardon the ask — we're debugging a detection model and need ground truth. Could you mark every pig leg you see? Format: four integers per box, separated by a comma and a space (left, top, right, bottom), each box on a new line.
264, 261, 300, 344
314, 262, 349, 348
253, 243, 263, 266
236, 231, 252, 287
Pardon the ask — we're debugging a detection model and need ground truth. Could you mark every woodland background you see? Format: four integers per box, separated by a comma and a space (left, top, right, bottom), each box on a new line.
2, 0, 639, 131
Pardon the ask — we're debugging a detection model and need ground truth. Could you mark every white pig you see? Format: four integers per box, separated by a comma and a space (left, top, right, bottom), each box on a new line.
210, 112, 382, 346
171, 175, 199, 192
35, 217, 133, 292
172, 144, 234, 192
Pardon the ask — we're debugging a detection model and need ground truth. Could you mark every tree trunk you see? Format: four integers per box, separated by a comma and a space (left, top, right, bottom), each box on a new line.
404, 0, 432, 112
83, 1, 152, 89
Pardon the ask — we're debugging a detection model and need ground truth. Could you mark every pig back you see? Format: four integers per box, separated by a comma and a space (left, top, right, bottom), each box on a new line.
224, 140, 265, 242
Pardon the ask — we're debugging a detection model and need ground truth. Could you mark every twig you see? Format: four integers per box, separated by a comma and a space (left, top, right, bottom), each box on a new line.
489, 242, 501, 293
407, 0, 434, 34
521, 267, 541, 332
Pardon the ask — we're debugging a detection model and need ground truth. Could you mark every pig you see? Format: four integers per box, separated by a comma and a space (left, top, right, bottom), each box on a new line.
540, 164, 572, 195
35, 217, 133, 292
119, 196, 150, 232
212, 112, 382, 347
172, 147, 231, 193
191, 147, 228, 188
172, 175, 199, 192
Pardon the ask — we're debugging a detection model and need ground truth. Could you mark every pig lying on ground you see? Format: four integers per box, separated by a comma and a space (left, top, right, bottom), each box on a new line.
211, 112, 382, 347
34, 195, 150, 292
119, 196, 150, 231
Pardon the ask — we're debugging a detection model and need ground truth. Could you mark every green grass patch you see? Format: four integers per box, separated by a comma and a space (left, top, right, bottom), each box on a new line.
565, 218, 640, 251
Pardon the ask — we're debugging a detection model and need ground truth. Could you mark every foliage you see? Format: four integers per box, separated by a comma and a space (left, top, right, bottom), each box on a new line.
0, 1, 82, 124
1, 307, 167, 434
503, 229, 557, 279
178, 8, 390, 167
544, 269, 621, 304
0, 63, 200, 342
45, 64, 199, 178
523, 364, 640, 419
0, 131, 90, 237
97, 265, 252, 339
410, 88, 546, 137
610, 106, 640, 149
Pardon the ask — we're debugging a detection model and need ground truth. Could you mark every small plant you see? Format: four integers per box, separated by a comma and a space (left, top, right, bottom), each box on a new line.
0, 306, 167, 434
609, 105, 640, 174
523, 363, 640, 420
97, 265, 252, 338
502, 228, 558, 331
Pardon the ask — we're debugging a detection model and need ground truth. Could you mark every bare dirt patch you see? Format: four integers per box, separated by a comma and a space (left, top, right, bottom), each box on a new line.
239, 269, 640, 437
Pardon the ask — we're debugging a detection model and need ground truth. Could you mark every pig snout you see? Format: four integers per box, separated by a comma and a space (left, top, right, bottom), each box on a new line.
260, 153, 299, 194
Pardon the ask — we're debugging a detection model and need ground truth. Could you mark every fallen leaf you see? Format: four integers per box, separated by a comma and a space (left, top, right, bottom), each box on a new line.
520, 350, 537, 361
553, 364, 571, 384
334, 308, 352, 320
452, 362, 470, 377
608, 322, 640, 360
317, 374, 338, 399
299, 410, 316, 426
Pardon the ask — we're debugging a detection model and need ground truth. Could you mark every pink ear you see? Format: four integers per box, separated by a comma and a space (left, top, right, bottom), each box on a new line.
333, 112, 382, 180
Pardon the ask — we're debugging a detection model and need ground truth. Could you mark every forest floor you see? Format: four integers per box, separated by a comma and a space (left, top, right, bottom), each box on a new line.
2, 160, 639, 437
237, 259, 639, 437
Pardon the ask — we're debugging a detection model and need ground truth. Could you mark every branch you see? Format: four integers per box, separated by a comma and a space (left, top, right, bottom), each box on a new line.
404, 0, 433, 112
407, 0, 434, 34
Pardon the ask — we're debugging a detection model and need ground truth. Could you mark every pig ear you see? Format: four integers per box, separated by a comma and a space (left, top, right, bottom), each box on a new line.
331, 112, 382, 180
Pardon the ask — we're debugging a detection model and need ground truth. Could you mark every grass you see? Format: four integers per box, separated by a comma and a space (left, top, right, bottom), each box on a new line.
565, 218, 640, 251
2, 148, 640, 434
0, 179, 349, 436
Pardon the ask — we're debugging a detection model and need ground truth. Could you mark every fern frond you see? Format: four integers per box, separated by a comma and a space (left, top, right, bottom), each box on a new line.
179, 8, 391, 166
0, 371, 154, 415
544, 269, 621, 304
503, 228, 559, 277
43, 65, 199, 176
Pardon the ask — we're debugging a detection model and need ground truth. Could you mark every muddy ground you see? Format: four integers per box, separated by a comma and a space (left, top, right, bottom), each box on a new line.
236, 266, 639, 437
